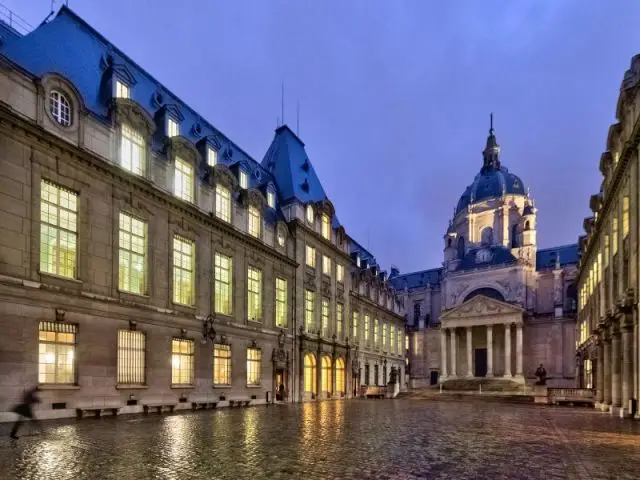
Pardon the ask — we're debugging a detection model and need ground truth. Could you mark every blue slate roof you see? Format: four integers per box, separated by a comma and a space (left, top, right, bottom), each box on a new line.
536, 244, 579, 270
457, 246, 517, 271
456, 167, 526, 214
388, 268, 443, 290
348, 237, 377, 266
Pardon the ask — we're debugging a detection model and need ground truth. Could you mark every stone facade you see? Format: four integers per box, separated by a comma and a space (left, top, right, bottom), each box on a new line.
577, 53, 640, 419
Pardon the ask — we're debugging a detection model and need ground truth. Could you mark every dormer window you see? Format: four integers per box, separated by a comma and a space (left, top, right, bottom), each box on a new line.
115, 80, 130, 99
167, 117, 180, 138
248, 205, 261, 238
174, 157, 194, 203
356, 255, 361, 268
321, 214, 331, 240
120, 123, 145, 176
306, 205, 314, 224
267, 189, 276, 209
239, 170, 248, 189
207, 146, 218, 167
49, 90, 71, 127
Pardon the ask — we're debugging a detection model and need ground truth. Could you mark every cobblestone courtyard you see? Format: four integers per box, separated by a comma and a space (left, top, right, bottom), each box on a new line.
0, 399, 639, 479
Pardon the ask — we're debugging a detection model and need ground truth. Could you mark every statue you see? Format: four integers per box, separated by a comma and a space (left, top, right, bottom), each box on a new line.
388, 366, 398, 385
535, 364, 547, 386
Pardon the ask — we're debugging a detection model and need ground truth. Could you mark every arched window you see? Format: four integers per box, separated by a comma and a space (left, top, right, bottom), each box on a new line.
447, 238, 452, 247
304, 353, 316, 394
481, 227, 493, 246
49, 90, 72, 126
464, 288, 505, 303
335, 358, 345, 394
511, 224, 520, 248
524, 221, 530, 231
457, 236, 465, 259
321, 356, 332, 394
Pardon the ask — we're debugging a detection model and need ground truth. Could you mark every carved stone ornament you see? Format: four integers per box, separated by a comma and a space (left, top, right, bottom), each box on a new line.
241, 188, 267, 209
111, 98, 156, 139
55, 308, 66, 322
166, 135, 200, 165
212, 164, 239, 191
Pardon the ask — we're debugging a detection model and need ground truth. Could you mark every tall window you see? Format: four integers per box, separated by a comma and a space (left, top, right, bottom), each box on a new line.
247, 348, 261, 385
304, 353, 316, 394
207, 146, 218, 167
374, 318, 380, 347
382, 323, 388, 350
335, 358, 345, 394
306, 245, 316, 268
174, 157, 194, 203
118, 213, 147, 295
49, 90, 71, 126
213, 344, 231, 386
583, 359, 593, 389
364, 315, 370, 345
304, 290, 315, 332
116, 80, 130, 99
336, 303, 344, 339
248, 205, 261, 238
321, 356, 332, 393
167, 117, 180, 137
413, 303, 421, 324
604, 235, 610, 266
214, 253, 232, 315
306, 204, 314, 224
172, 235, 195, 306
623, 196, 629, 238
322, 255, 331, 276
40, 180, 78, 278
390, 326, 396, 354
267, 189, 276, 208
337, 264, 344, 283
117, 330, 145, 385
321, 214, 331, 240
352, 311, 359, 343
247, 267, 263, 321
321, 298, 330, 337
215, 184, 231, 222
275, 278, 287, 327
612, 217, 619, 255
38, 321, 76, 384
120, 124, 146, 175
171, 338, 194, 385
239, 170, 248, 189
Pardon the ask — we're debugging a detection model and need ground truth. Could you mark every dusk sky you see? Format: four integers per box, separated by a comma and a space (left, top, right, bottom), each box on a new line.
6, 0, 640, 273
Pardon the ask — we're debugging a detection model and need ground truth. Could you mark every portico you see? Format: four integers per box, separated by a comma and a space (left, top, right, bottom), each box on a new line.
439, 295, 525, 384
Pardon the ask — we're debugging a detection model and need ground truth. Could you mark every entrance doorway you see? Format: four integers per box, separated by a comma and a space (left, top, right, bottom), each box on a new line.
430, 370, 439, 385
474, 348, 487, 377
275, 369, 286, 401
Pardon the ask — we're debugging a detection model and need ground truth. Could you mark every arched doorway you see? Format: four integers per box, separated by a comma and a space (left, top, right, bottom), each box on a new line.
321, 356, 332, 396
335, 358, 345, 396
304, 353, 316, 397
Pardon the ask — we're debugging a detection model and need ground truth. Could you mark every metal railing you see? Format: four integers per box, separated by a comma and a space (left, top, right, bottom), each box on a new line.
0, 3, 33, 36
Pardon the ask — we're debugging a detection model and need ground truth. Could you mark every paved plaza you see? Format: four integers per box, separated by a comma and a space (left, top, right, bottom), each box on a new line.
0, 399, 639, 479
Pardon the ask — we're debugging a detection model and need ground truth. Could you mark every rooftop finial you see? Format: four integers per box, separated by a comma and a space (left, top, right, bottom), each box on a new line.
490, 112, 494, 135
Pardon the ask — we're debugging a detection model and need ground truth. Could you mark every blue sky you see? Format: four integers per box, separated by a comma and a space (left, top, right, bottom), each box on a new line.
5, 0, 640, 273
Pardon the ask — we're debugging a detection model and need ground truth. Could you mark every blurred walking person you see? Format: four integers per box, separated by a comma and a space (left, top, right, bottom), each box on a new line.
9, 387, 40, 439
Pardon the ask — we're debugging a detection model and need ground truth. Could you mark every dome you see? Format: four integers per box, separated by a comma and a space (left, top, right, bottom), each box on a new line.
455, 167, 526, 214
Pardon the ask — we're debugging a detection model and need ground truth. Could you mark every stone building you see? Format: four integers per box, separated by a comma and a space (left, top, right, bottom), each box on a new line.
0, 6, 404, 422
390, 123, 578, 389
576, 54, 640, 419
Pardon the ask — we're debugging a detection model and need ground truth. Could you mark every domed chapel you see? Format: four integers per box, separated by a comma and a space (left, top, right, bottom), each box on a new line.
390, 118, 579, 388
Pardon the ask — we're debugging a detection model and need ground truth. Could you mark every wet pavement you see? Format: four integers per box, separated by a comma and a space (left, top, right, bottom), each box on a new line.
0, 399, 639, 479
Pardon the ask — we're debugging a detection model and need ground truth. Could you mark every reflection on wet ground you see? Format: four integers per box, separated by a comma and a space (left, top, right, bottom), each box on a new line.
1, 399, 639, 479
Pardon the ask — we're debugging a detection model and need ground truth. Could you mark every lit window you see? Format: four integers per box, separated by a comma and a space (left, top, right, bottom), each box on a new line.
352, 311, 359, 343
49, 90, 71, 126
304, 353, 316, 393
364, 315, 370, 345
322, 255, 331, 276
247, 266, 262, 321
247, 348, 262, 385
267, 189, 276, 208
336, 303, 343, 339
248, 205, 261, 238
214, 253, 232, 315
335, 358, 345, 394
390, 326, 396, 354
117, 330, 145, 385
167, 117, 180, 137
321, 298, 330, 337
306, 245, 316, 268
213, 344, 231, 386
382, 323, 388, 350
118, 213, 147, 295
40, 180, 78, 278
321, 214, 331, 240
38, 321, 76, 384
604, 235, 610, 266
623, 196, 629, 238
374, 318, 380, 347
304, 290, 315, 333
356, 255, 361, 268
306, 204, 314, 224
399, 329, 404, 354
207, 146, 218, 167
321, 356, 331, 393
275, 278, 287, 327
239, 170, 248, 189
172, 235, 195, 306
171, 338, 194, 385
115, 80, 130, 99
277, 229, 286, 247
612, 216, 618, 255
174, 157, 194, 203
120, 123, 146, 176
215, 184, 231, 222
337, 264, 344, 283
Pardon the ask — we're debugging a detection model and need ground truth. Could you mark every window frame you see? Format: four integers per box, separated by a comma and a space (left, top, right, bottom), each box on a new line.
322, 255, 332, 276
321, 214, 331, 240
167, 117, 180, 137
304, 289, 315, 333
239, 170, 249, 189
213, 343, 232, 386
120, 123, 146, 176
172, 235, 195, 306
118, 212, 147, 296
306, 245, 316, 268
117, 329, 146, 385
247, 266, 263, 322
246, 347, 262, 386
174, 156, 194, 203
207, 146, 218, 167
336, 264, 344, 283
275, 277, 287, 328
38, 321, 77, 385
171, 337, 194, 385
49, 89, 72, 127
267, 189, 276, 208
214, 252, 233, 315
248, 205, 262, 238
306, 204, 314, 224
215, 184, 231, 222
115, 80, 130, 99
321, 297, 330, 337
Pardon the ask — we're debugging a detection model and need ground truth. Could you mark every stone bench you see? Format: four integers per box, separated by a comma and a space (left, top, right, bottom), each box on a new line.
191, 397, 218, 410
228, 399, 251, 408
75, 406, 121, 419
548, 388, 595, 406
143, 403, 176, 414
360, 386, 387, 399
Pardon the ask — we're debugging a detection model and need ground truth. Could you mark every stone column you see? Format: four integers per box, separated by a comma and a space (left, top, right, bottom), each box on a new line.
516, 323, 523, 378
486, 325, 493, 377
603, 329, 612, 407
611, 322, 622, 409
466, 327, 473, 377
622, 315, 633, 414
596, 336, 604, 404
440, 328, 448, 379
504, 323, 512, 377
450, 328, 457, 378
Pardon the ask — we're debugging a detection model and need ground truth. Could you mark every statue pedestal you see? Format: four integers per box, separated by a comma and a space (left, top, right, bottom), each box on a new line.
533, 386, 549, 405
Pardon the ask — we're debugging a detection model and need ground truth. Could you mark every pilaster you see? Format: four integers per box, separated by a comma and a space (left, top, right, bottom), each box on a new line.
466, 327, 473, 377
504, 323, 512, 377
486, 325, 493, 377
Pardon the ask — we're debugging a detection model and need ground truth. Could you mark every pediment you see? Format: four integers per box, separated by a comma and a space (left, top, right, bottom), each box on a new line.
440, 294, 524, 321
